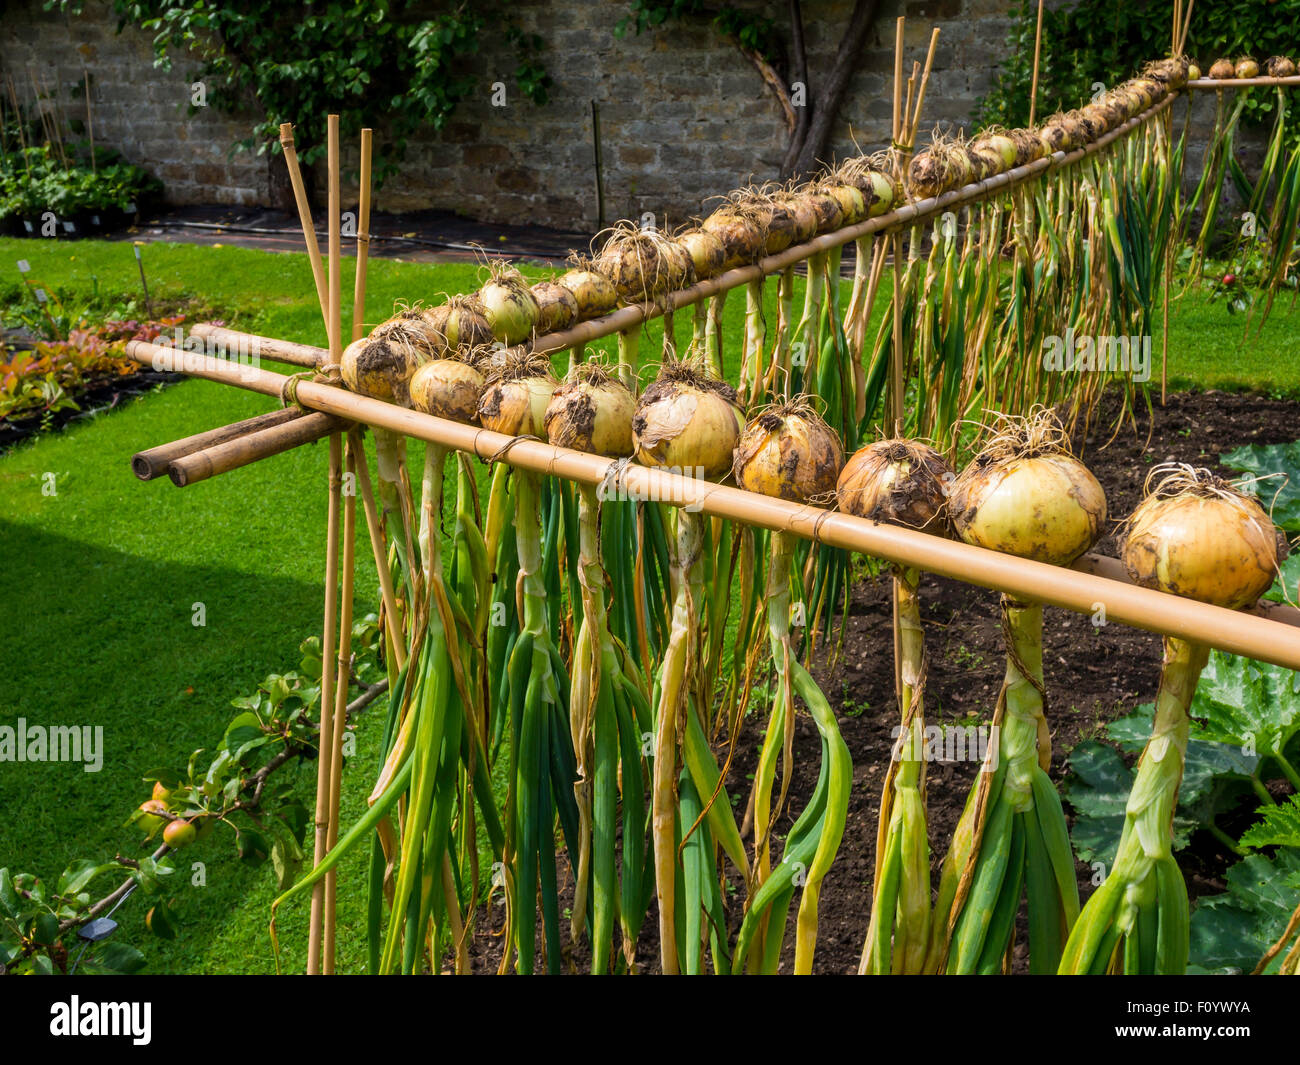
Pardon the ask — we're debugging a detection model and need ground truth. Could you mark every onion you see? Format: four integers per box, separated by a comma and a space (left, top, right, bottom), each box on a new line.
1235, 57, 1260, 79
803, 189, 845, 233
967, 132, 1017, 180
424, 297, 494, 355
531, 281, 579, 335
733, 399, 843, 503
1039, 113, 1081, 153
1265, 56, 1296, 78
543, 362, 635, 457
472, 266, 540, 345
948, 410, 1107, 565
1209, 58, 1235, 79
836, 439, 952, 535
340, 316, 435, 406
1122, 464, 1282, 610
701, 206, 767, 270
1145, 56, 1189, 89
1009, 128, 1046, 167
1187, 62, 1202, 80
558, 262, 618, 320
821, 182, 868, 226
476, 352, 557, 437
910, 138, 974, 198
675, 227, 726, 280
632, 357, 745, 479
595, 223, 686, 304
835, 157, 898, 217
409, 350, 486, 423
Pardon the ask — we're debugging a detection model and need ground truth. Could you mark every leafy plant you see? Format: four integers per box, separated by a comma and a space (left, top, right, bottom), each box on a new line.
0, 146, 161, 224
1221, 440, 1300, 535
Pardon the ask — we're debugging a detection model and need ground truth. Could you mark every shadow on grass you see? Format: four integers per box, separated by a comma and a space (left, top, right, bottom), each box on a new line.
0, 518, 331, 973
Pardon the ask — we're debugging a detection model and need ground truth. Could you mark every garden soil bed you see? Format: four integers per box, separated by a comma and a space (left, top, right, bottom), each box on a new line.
461, 389, 1299, 974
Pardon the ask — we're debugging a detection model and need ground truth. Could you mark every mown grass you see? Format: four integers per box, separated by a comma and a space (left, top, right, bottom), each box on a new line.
0, 235, 1295, 975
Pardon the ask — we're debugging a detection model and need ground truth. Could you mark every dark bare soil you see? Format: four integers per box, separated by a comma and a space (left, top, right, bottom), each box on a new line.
465, 389, 1300, 975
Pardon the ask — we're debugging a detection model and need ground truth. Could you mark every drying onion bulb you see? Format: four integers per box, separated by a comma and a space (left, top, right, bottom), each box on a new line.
701, 206, 767, 270
675, 228, 727, 280
1187, 62, 1202, 80
734, 400, 843, 503
543, 362, 634, 457
1209, 58, 1235, 79
558, 262, 618, 320
424, 297, 494, 355
340, 315, 435, 406
472, 266, 540, 344
476, 353, 557, 437
531, 281, 579, 335
948, 410, 1106, 566
821, 182, 868, 226
410, 350, 485, 423
1265, 56, 1296, 78
837, 439, 953, 535
632, 357, 745, 479
597, 223, 682, 303
1122, 464, 1282, 610
1235, 57, 1260, 79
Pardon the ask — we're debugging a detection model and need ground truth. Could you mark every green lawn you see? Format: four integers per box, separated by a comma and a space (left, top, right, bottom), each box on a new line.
0, 235, 1295, 975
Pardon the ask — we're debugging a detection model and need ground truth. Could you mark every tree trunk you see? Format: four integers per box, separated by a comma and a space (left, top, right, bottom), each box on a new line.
781, 0, 883, 180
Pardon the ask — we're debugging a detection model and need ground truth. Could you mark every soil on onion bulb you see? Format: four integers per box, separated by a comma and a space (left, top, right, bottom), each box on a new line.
457, 390, 1299, 974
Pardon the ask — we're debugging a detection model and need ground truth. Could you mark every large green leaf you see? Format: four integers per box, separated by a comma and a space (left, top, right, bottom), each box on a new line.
1189, 849, 1300, 974
1264, 552, 1300, 604
1239, 794, 1300, 850
1190, 652, 1300, 768
1220, 440, 1300, 532
1063, 739, 1199, 863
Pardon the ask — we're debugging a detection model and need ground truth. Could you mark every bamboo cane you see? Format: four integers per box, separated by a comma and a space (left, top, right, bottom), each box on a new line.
83, 70, 94, 174
189, 323, 325, 367
323, 435, 357, 972
1029, 0, 1046, 126
1186, 76, 1300, 88
132, 407, 306, 480
327, 115, 342, 367
280, 122, 332, 347
124, 339, 1300, 668
308, 433, 342, 974
352, 128, 373, 342
165, 412, 346, 487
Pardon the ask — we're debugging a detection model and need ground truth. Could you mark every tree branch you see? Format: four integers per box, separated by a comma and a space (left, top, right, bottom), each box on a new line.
781, 0, 811, 176
739, 43, 795, 134
788, 0, 884, 179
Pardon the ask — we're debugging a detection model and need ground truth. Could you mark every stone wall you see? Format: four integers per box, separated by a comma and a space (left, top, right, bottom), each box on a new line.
3, 1, 1248, 231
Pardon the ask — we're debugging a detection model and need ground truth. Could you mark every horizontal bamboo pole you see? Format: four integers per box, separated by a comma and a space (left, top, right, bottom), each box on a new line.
189, 323, 327, 368
132, 406, 306, 481
523, 94, 1177, 358
124, 339, 1300, 670
167, 410, 348, 487
1187, 76, 1300, 89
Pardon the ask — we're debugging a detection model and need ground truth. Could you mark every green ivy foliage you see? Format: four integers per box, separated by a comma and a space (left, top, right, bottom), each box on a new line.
48, 1, 553, 183
976, 0, 1300, 137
